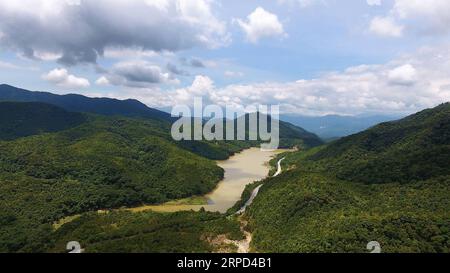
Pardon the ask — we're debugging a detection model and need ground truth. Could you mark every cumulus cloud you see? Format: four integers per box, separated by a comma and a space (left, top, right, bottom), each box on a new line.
103, 61, 177, 88
127, 46, 450, 116
369, 16, 403, 37
236, 7, 286, 43
388, 64, 417, 86
95, 76, 110, 86
370, 0, 450, 37
43, 68, 90, 89
0, 0, 229, 65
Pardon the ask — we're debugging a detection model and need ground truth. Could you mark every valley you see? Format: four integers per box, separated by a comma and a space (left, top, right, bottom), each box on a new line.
128, 148, 289, 214
0, 85, 448, 253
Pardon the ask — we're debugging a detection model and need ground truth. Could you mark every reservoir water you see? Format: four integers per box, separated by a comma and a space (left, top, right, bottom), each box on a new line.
129, 148, 287, 213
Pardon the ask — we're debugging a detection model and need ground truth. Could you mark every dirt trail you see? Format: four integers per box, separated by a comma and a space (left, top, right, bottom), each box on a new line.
223, 218, 252, 253
226, 157, 286, 253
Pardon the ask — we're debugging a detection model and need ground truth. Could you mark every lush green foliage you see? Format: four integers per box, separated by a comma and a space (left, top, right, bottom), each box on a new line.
246, 103, 450, 253
307, 103, 450, 184
0, 115, 225, 252
0, 101, 86, 140
247, 170, 450, 253
0, 101, 317, 252
50, 210, 243, 253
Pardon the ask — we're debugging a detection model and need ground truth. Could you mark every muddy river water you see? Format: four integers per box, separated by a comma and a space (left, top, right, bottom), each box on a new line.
129, 148, 288, 213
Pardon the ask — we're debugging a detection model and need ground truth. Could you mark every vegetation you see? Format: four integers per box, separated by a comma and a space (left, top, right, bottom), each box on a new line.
245, 103, 450, 253
0, 114, 224, 252
307, 103, 450, 184
3, 87, 447, 253
0, 101, 86, 140
247, 170, 450, 253
0, 99, 317, 252
49, 210, 243, 253
227, 181, 264, 215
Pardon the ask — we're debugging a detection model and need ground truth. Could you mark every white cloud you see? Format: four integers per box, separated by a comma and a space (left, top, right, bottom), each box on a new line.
370, 0, 450, 37
367, 0, 381, 6
369, 16, 403, 37
43, 68, 90, 89
0, 0, 229, 65
128, 46, 450, 116
95, 76, 110, 86
236, 7, 286, 43
277, 0, 324, 8
103, 48, 158, 59
388, 64, 417, 85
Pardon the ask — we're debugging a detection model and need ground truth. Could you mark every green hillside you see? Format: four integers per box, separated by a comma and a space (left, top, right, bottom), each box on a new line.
0, 115, 224, 252
307, 103, 450, 184
178, 113, 324, 159
245, 103, 450, 253
0, 101, 86, 140
0, 101, 321, 252
49, 210, 243, 253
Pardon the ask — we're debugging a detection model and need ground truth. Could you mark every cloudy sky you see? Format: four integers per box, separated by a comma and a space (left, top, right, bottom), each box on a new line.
1, 0, 450, 116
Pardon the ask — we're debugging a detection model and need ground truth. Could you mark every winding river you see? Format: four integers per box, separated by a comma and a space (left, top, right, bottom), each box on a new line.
129, 148, 288, 214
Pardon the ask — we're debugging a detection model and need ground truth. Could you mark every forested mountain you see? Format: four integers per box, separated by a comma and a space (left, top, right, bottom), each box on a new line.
0, 85, 323, 152
308, 103, 450, 183
0, 84, 172, 121
232, 112, 323, 148
246, 103, 450, 253
277, 118, 324, 148
0, 99, 321, 252
0, 113, 225, 252
0, 102, 86, 140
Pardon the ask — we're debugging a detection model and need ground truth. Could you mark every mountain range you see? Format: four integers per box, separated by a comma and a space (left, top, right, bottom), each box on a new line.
0, 84, 172, 121
281, 114, 403, 139
0, 84, 322, 252
0, 84, 448, 253
246, 103, 450, 253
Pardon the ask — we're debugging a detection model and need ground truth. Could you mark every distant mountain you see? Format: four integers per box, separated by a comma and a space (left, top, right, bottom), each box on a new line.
0, 84, 172, 121
246, 112, 324, 148
309, 103, 450, 183
281, 114, 402, 139
0, 101, 86, 140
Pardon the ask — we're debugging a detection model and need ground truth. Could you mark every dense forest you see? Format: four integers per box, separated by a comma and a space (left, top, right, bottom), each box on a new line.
50, 210, 243, 253
1, 85, 448, 253
245, 103, 450, 253
0, 115, 225, 252
307, 103, 450, 184
0, 94, 319, 252
0, 102, 86, 140
247, 170, 449, 252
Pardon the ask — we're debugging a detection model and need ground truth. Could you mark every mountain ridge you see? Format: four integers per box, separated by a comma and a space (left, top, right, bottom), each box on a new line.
0, 84, 172, 121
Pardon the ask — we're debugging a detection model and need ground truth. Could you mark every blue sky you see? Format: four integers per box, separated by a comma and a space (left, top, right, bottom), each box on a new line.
1, 0, 449, 116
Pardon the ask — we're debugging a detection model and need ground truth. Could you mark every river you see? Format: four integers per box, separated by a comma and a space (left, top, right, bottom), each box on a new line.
129, 148, 288, 214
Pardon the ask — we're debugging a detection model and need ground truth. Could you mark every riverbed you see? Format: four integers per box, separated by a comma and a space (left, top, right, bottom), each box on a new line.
129, 148, 288, 214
